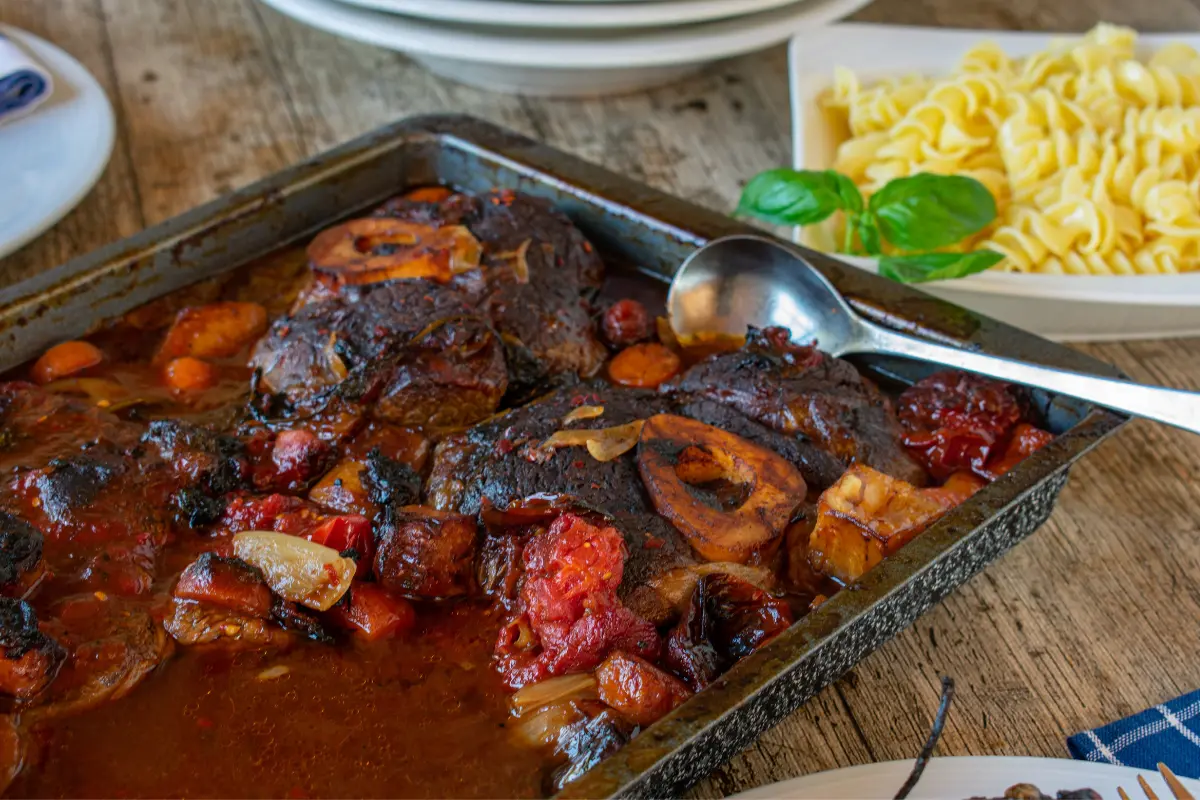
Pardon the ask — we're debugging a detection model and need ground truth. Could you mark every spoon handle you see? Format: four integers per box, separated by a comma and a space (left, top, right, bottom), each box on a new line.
863, 325, 1200, 434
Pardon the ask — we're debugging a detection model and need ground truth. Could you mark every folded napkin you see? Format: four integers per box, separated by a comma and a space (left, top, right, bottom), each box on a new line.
1068, 689, 1200, 779
0, 31, 52, 124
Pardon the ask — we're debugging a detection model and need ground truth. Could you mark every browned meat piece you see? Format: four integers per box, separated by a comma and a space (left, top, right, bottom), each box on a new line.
164, 600, 285, 648
249, 281, 478, 400
426, 384, 696, 622
0, 513, 44, 597
375, 189, 606, 377
141, 420, 251, 527
0, 383, 142, 472
665, 327, 925, 485
166, 554, 331, 647
374, 507, 478, 599
374, 317, 508, 427
549, 710, 634, 792
142, 420, 249, 496
4, 447, 177, 596
174, 553, 273, 617
167, 553, 313, 648
0, 599, 65, 701
248, 190, 606, 428
31, 594, 172, 720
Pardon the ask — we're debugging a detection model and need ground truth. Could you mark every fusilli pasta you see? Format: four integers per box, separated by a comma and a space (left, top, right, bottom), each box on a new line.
821, 24, 1200, 275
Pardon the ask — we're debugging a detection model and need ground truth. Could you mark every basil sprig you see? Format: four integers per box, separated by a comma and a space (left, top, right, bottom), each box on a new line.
736, 168, 1002, 284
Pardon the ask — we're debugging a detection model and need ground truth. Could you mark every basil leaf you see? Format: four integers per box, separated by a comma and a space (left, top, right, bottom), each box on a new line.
869, 173, 997, 251
737, 169, 862, 226
878, 250, 1005, 283
855, 214, 882, 255
831, 172, 864, 214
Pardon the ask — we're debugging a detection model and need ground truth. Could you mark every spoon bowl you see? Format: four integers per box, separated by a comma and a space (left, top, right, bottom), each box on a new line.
668, 234, 861, 354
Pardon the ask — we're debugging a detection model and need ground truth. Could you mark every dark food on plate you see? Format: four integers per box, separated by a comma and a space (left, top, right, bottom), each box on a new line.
0, 188, 1055, 798
968, 787, 1102, 800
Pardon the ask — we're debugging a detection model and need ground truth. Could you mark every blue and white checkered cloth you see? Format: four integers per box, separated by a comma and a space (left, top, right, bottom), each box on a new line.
0, 31, 52, 125
1068, 689, 1200, 779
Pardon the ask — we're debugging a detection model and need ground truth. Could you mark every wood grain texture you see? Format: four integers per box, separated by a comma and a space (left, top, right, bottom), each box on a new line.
3, 0, 1200, 796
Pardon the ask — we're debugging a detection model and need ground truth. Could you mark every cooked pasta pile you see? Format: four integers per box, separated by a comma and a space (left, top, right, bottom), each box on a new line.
822, 24, 1200, 276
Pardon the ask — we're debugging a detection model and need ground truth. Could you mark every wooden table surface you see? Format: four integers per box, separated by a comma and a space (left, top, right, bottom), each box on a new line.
5, 0, 1200, 796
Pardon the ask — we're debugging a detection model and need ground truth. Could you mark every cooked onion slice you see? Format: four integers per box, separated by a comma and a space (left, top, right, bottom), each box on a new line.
542, 420, 645, 463
510, 701, 587, 749
562, 405, 604, 424
509, 673, 598, 716
233, 531, 355, 611
492, 238, 532, 284
307, 218, 483, 286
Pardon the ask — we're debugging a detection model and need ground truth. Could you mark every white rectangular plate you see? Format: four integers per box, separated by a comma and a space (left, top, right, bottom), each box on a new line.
788, 23, 1200, 342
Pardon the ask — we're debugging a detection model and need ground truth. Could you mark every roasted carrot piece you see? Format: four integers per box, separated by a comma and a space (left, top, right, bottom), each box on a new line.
163, 356, 217, 393
608, 343, 681, 389
326, 584, 416, 641
154, 302, 268, 364
403, 186, 453, 203
31, 340, 103, 384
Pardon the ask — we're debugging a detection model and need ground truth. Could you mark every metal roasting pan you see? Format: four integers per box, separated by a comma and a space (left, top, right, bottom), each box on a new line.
0, 115, 1127, 799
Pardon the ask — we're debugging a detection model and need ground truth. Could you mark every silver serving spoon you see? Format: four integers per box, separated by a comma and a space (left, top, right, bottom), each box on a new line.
668, 234, 1200, 434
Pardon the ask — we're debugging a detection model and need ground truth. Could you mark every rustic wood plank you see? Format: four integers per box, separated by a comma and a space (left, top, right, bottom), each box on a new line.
250, 2, 536, 154
94, 0, 309, 223
0, 0, 144, 284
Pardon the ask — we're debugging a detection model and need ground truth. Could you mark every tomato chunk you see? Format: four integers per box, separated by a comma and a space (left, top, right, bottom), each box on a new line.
31, 341, 103, 384
608, 343, 681, 388
495, 514, 660, 689
898, 371, 1021, 479
307, 515, 374, 568
326, 584, 416, 641
979, 423, 1054, 480
602, 299, 650, 347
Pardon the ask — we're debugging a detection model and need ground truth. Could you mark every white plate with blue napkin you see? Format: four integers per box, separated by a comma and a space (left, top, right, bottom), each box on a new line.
0, 26, 114, 261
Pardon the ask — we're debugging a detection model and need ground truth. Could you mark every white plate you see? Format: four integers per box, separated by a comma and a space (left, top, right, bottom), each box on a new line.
732, 756, 1200, 800
260, 0, 872, 96
334, 0, 803, 30
0, 26, 114, 262
789, 24, 1200, 342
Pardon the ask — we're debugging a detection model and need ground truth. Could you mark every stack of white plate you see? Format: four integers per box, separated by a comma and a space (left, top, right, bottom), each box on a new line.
260, 0, 873, 97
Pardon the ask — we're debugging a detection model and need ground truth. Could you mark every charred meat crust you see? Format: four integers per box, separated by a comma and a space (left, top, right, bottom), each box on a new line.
0, 513, 43, 591
0, 598, 64, 701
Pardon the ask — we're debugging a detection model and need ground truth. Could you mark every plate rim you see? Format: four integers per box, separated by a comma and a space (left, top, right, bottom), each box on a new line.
787, 23, 1200, 306
730, 755, 1200, 800
259, 0, 873, 69
332, 0, 805, 30
0, 25, 115, 262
